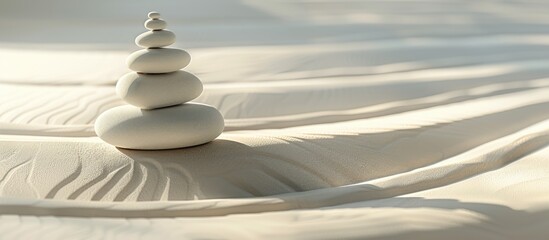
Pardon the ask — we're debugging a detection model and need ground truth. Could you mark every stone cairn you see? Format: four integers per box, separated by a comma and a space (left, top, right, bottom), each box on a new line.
95, 12, 224, 150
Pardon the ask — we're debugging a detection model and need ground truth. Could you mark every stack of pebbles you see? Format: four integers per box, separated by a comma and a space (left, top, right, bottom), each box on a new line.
95, 12, 224, 150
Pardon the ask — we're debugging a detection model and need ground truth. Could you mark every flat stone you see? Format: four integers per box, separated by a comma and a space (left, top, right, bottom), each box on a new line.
95, 103, 225, 150
127, 48, 191, 73
135, 30, 176, 48
116, 71, 203, 109
145, 19, 167, 30
148, 12, 161, 19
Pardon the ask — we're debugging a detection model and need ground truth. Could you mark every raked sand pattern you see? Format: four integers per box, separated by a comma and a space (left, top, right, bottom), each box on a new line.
1, 0, 549, 239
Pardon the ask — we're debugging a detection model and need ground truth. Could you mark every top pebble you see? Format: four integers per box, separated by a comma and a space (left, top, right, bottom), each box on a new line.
148, 12, 161, 19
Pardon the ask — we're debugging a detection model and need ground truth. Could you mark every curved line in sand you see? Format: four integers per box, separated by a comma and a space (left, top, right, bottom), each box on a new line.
0, 121, 546, 218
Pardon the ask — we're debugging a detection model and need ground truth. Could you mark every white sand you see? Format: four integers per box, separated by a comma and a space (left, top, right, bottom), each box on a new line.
1, 0, 549, 239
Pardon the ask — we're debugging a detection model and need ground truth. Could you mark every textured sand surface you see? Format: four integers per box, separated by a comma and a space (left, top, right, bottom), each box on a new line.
1, 0, 549, 239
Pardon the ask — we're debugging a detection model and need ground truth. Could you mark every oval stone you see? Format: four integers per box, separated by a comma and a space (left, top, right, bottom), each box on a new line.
95, 103, 225, 150
116, 71, 203, 109
148, 12, 161, 19
145, 19, 167, 30
135, 30, 176, 48
127, 48, 191, 73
